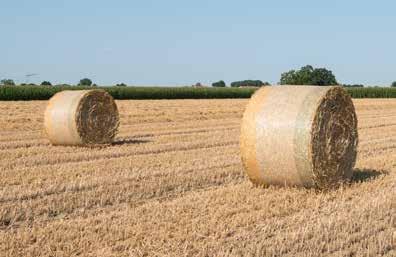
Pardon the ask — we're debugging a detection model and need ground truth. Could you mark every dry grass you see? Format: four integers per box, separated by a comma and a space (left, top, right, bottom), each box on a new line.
0, 98, 395, 257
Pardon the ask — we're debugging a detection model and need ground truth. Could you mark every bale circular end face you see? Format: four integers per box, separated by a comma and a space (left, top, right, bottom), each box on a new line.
240, 86, 358, 189
44, 90, 119, 146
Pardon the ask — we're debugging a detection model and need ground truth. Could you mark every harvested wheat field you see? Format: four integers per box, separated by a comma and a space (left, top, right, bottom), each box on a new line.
0, 98, 395, 257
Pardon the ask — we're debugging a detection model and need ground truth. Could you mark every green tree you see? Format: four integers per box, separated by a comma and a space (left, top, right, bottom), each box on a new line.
391, 81, 396, 87
0, 79, 15, 86
280, 65, 338, 86
79, 78, 93, 86
41, 81, 52, 86
116, 83, 127, 87
212, 80, 226, 87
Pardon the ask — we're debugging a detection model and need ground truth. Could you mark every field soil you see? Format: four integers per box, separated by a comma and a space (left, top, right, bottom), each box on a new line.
0, 99, 395, 257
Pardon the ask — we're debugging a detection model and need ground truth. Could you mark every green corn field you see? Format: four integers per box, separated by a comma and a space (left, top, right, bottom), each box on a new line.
0, 85, 396, 100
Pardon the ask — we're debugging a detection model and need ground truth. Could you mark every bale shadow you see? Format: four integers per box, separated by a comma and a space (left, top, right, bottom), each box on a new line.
112, 138, 151, 146
351, 168, 388, 183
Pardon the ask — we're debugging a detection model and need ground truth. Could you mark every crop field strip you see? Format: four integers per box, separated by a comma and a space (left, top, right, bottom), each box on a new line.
3, 85, 396, 101
0, 99, 395, 256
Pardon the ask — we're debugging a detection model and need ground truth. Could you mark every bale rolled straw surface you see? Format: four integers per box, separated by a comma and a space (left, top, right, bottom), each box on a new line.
44, 90, 119, 146
240, 86, 358, 189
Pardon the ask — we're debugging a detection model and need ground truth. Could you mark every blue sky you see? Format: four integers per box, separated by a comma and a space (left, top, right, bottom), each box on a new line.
1, 0, 395, 86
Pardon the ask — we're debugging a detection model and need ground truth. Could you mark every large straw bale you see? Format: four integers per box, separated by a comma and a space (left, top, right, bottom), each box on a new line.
44, 90, 119, 146
240, 86, 358, 188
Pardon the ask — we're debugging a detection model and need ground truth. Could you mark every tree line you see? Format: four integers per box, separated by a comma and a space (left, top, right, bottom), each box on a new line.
0, 78, 99, 87
212, 65, 394, 87
2, 66, 396, 87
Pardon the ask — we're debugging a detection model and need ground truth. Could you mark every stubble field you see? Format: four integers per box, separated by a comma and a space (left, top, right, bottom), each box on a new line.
0, 98, 395, 257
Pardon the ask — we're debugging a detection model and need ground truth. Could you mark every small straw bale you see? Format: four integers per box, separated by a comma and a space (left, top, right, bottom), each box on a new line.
240, 86, 358, 189
44, 90, 119, 146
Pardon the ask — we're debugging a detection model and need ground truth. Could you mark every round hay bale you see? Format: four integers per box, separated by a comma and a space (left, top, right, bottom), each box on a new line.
44, 90, 119, 146
240, 86, 358, 189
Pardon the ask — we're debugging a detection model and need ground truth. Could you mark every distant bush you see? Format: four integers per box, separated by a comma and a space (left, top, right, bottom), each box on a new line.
343, 84, 364, 88
212, 80, 226, 87
41, 81, 52, 86
391, 82, 396, 87
116, 83, 127, 87
79, 78, 93, 86
0, 79, 15, 86
55, 84, 72, 87
192, 82, 204, 87
230, 80, 266, 87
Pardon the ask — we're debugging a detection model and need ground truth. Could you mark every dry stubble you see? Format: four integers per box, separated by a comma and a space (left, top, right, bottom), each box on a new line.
0, 98, 395, 257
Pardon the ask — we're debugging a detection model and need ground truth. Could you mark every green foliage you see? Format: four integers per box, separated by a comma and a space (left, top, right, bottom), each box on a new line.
1, 79, 15, 86
345, 87, 396, 98
116, 83, 127, 87
105, 87, 256, 99
343, 84, 364, 88
391, 81, 396, 87
0, 86, 256, 101
40, 81, 52, 86
79, 78, 93, 86
55, 84, 71, 87
230, 80, 266, 87
2, 86, 396, 101
212, 80, 226, 87
280, 65, 338, 86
